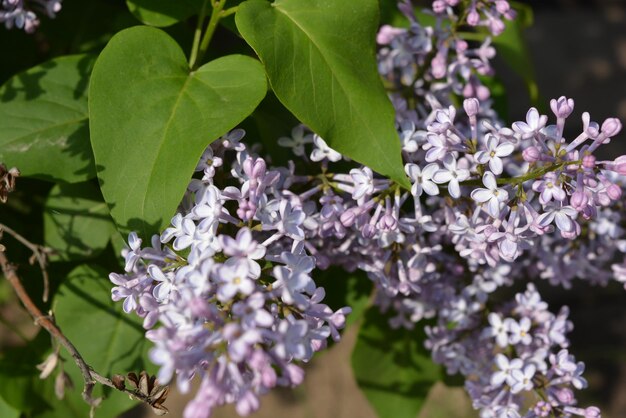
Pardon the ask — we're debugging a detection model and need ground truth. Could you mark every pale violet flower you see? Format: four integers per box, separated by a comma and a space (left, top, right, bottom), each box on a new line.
432, 155, 469, 198
405, 163, 439, 197
216, 263, 254, 302
537, 205, 578, 233
510, 364, 536, 394
470, 171, 509, 217
310, 135, 341, 162
512, 107, 548, 140
350, 167, 375, 200
278, 125, 313, 156
474, 135, 514, 174
491, 354, 523, 387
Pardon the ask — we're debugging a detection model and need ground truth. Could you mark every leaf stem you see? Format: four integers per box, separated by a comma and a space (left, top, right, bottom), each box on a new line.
189, 0, 211, 70
191, 0, 227, 71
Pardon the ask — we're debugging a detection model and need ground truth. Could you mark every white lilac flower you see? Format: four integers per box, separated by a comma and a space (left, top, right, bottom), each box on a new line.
470, 171, 509, 217
405, 163, 439, 197
490, 354, 523, 387
537, 205, 578, 234
474, 134, 514, 175
310, 135, 341, 162
512, 107, 548, 140
350, 167, 375, 200
432, 155, 469, 198
509, 364, 536, 394
216, 263, 254, 302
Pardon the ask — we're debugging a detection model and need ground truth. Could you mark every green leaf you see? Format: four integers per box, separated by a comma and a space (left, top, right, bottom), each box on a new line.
0, 396, 19, 418
46, 264, 153, 417
313, 266, 372, 327
126, 0, 201, 27
44, 182, 115, 261
352, 307, 441, 418
0, 54, 96, 183
89, 26, 267, 238
236, 0, 410, 188
490, 2, 539, 105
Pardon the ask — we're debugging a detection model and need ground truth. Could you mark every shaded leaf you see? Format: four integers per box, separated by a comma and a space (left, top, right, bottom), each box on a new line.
352, 307, 441, 418
126, 0, 201, 27
44, 182, 115, 261
236, 0, 410, 188
43, 264, 154, 417
0, 54, 96, 183
313, 266, 372, 327
89, 26, 267, 238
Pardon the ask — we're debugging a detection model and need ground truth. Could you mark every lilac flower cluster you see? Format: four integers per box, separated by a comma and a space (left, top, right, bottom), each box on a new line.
431, 0, 516, 35
0, 0, 61, 32
378, 0, 499, 117
107, 1, 626, 417
110, 137, 351, 418
427, 283, 600, 418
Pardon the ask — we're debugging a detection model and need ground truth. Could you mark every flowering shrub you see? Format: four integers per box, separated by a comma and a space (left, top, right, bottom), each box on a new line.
0, 0, 623, 418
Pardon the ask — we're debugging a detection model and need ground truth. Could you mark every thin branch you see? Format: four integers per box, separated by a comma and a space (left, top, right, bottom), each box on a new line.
0, 222, 52, 302
0, 250, 157, 408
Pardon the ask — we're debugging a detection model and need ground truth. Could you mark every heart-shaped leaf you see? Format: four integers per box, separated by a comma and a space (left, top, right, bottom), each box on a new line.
89, 26, 267, 238
236, 0, 410, 188
0, 54, 96, 183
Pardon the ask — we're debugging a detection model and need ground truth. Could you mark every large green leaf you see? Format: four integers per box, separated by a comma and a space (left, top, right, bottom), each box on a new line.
89, 26, 267, 238
44, 182, 116, 261
490, 2, 539, 106
0, 55, 96, 183
352, 307, 441, 418
47, 265, 153, 417
236, 0, 410, 188
0, 396, 19, 418
126, 0, 201, 27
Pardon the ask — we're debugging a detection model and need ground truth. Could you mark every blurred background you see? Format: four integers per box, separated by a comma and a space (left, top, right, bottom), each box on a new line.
1, 0, 626, 417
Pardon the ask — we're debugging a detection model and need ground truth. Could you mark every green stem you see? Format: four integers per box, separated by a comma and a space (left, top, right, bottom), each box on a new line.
189, 0, 211, 70
192, 0, 227, 71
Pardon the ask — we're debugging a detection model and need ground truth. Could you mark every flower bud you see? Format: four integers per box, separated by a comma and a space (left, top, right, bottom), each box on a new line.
376, 25, 404, 45
582, 154, 596, 169
570, 191, 588, 210
362, 224, 377, 239
432, 0, 446, 13
608, 155, 626, 175
467, 9, 480, 26
476, 85, 490, 101
601, 118, 622, 137
496, 1, 510, 13
606, 184, 622, 201
455, 40, 468, 53
550, 96, 575, 119
340, 209, 356, 227
251, 159, 267, 178
584, 406, 601, 418
463, 98, 480, 117
554, 387, 575, 405
523, 146, 541, 162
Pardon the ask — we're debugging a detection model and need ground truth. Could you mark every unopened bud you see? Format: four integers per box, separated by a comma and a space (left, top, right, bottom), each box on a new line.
522, 146, 541, 162
607, 184, 622, 201
601, 118, 622, 137
550, 96, 575, 119
463, 98, 480, 117
467, 9, 480, 26
582, 154, 596, 169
